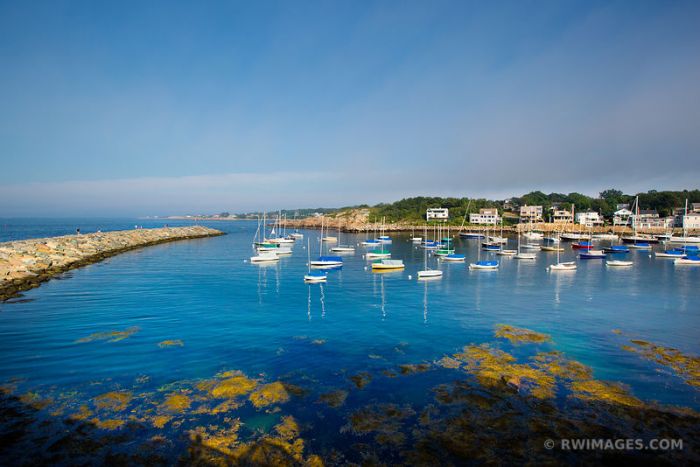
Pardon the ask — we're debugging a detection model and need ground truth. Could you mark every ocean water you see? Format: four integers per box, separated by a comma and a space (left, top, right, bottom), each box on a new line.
0, 219, 698, 462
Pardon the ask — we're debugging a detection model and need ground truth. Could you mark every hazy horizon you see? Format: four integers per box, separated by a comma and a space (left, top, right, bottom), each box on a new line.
2, 1, 699, 217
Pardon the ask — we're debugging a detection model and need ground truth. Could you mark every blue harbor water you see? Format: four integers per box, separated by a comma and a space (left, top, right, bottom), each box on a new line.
1, 218, 698, 462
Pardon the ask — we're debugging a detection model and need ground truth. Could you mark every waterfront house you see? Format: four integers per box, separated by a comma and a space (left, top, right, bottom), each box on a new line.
551, 209, 573, 224
426, 208, 449, 220
519, 205, 543, 223
613, 208, 633, 226
674, 210, 700, 229
692, 203, 700, 213
470, 208, 500, 225
631, 210, 671, 229
576, 211, 604, 227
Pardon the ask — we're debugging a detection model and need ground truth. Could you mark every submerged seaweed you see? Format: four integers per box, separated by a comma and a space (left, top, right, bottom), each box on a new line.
75, 327, 139, 343
622, 338, 700, 388
494, 324, 551, 344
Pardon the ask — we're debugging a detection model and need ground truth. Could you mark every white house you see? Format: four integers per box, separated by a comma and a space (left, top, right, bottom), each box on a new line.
675, 212, 700, 229
519, 205, 543, 223
630, 210, 670, 229
551, 209, 573, 223
470, 208, 500, 225
426, 208, 449, 220
613, 208, 633, 226
576, 211, 603, 227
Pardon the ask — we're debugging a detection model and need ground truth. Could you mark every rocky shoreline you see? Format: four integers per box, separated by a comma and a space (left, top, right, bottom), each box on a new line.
0, 226, 224, 302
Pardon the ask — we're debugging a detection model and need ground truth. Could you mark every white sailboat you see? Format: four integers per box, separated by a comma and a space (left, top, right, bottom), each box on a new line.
418, 226, 444, 278
547, 233, 576, 271
606, 260, 634, 267
330, 221, 355, 253
470, 232, 499, 270
514, 230, 536, 260
309, 218, 343, 268
669, 199, 700, 244
304, 238, 327, 282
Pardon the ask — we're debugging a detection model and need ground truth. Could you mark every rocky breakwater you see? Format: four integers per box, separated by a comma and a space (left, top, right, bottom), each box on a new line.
0, 226, 224, 301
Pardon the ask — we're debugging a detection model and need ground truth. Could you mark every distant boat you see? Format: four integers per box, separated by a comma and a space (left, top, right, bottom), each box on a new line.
548, 234, 576, 271
548, 261, 576, 271
674, 256, 700, 265
371, 259, 405, 271
521, 243, 542, 250
541, 245, 564, 252
482, 243, 502, 251
441, 254, 465, 262
606, 260, 634, 267
497, 249, 517, 256
621, 196, 660, 244
304, 238, 327, 282
572, 241, 593, 250
366, 250, 391, 259
469, 260, 499, 270
311, 218, 343, 268
250, 252, 279, 263
330, 221, 355, 253
579, 250, 606, 259
655, 250, 685, 258
603, 245, 630, 254
628, 242, 651, 250
460, 232, 485, 239
560, 232, 588, 241
592, 233, 618, 241
669, 199, 700, 244
514, 230, 536, 259
470, 232, 499, 269
621, 235, 659, 244
418, 226, 443, 278
523, 231, 544, 240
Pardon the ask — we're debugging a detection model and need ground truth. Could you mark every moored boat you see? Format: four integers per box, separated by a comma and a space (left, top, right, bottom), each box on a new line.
371, 259, 405, 271
548, 261, 577, 271
250, 253, 279, 263
441, 254, 465, 262
579, 249, 606, 259
572, 241, 593, 250
606, 260, 633, 267
469, 260, 499, 270
674, 256, 700, 265
497, 249, 517, 256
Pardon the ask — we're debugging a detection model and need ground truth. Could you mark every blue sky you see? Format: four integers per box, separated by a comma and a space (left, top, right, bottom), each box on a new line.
1, 0, 699, 216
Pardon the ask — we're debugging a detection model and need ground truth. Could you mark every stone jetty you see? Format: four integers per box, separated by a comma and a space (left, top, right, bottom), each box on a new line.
0, 226, 224, 301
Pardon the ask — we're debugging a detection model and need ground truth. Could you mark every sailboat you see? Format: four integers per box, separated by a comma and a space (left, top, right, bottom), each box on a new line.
669, 199, 700, 244
411, 226, 422, 243
330, 221, 355, 253
289, 212, 304, 239
470, 231, 499, 270
547, 232, 576, 271
418, 227, 444, 277
309, 218, 343, 268
606, 260, 634, 267
621, 196, 659, 244
514, 230, 536, 260
304, 238, 328, 282
434, 224, 455, 257
361, 218, 382, 247
458, 200, 483, 239
541, 230, 564, 252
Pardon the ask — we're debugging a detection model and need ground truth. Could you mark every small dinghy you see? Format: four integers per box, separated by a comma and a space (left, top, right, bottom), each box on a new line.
548, 261, 577, 271
606, 260, 633, 267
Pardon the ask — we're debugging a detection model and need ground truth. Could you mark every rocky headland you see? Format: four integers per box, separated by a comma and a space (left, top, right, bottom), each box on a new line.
0, 226, 224, 301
